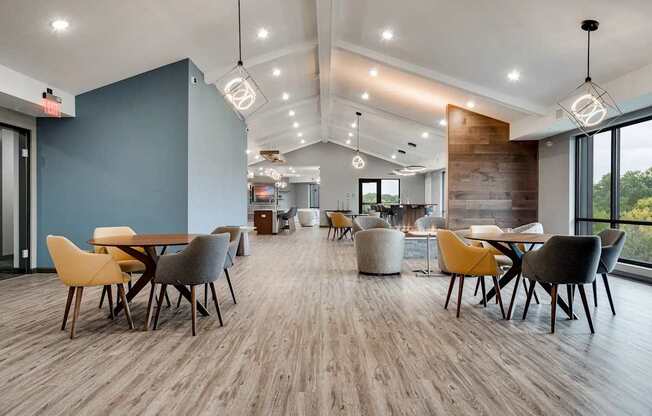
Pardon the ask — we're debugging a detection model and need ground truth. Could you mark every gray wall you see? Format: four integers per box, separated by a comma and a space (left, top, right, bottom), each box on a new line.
538, 135, 575, 234
187, 61, 247, 232
37, 60, 190, 267
274, 142, 425, 224
293, 183, 312, 208
424, 169, 444, 216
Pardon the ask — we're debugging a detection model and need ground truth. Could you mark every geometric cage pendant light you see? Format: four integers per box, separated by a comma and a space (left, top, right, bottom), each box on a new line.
215, 0, 268, 120
557, 19, 623, 137
351, 111, 366, 169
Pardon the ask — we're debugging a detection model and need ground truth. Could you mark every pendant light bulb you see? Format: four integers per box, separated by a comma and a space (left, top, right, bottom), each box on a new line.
352, 111, 365, 169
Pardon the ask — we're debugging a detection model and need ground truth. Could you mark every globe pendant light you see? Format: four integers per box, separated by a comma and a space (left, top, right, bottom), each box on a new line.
216, 0, 268, 119
352, 111, 365, 169
557, 20, 622, 136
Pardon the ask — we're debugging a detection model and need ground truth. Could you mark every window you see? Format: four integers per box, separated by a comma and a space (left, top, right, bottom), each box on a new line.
359, 179, 400, 213
576, 117, 652, 267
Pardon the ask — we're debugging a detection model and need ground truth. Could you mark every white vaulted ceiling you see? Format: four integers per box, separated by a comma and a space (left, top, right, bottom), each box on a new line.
2, 0, 652, 167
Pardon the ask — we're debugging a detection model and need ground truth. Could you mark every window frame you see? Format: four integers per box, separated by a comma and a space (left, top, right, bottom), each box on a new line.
575, 114, 652, 268
358, 178, 400, 213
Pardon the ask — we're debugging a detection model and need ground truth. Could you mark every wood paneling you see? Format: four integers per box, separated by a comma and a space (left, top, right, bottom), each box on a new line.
447, 105, 538, 230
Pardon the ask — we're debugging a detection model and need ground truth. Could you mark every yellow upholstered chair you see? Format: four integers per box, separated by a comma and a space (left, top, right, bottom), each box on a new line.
47, 235, 134, 339
93, 226, 146, 308
437, 230, 505, 318
330, 212, 353, 240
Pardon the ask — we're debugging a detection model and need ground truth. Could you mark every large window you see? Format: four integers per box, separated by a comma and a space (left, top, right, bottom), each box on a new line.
359, 179, 400, 213
576, 117, 652, 267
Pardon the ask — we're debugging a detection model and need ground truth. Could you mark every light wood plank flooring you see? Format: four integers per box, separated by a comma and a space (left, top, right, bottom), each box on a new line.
1, 227, 652, 415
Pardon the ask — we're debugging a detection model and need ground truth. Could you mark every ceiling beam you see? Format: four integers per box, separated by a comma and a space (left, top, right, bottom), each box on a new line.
335, 40, 548, 117
332, 95, 445, 138
316, 0, 336, 142
204, 40, 318, 84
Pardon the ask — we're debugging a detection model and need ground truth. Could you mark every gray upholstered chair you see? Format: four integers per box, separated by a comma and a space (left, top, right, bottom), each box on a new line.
512, 222, 544, 234
352, 216, 391, 235
354, 229, 405, 275
522, 235, 601, 333
278, 207, 297, 232
414, 216, 445, 231
594, 229, 626, 315
297, 208, 319, 226
151, 234, 230, 336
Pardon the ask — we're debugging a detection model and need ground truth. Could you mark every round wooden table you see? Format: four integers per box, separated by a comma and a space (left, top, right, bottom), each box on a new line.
464, 232, 577, 320
88, 234, 210, 329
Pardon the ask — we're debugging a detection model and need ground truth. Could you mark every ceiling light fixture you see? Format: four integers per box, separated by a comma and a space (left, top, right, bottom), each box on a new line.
346, 139, 351, 145
507, 69, 521, 82
558, 19, 622, 135
293, 122, 299, 128
51, 19, 69, 31
282, 92, 290, 101
297, 132, 303, 137
257, 28, 269, 39
216, 0, 267, 118
351, 122, 357, 128
421, 132, 429, 139
391, 154, 396, 159
348, 132, 354, 137
361, 92, 370, 100
369, 68, 379, 77
351, 112, 365, 170
272, 68, 281, 77
245, 149, 251, 154
466, 100, 475, 109
439, 118, 447, 126
381, 29, 394, 40
288, 110, 295, 116
300, 139, 306, 144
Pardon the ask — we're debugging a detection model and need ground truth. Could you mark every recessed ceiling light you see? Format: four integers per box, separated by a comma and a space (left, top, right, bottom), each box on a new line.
466, 100, 475, 109
346, 139, 352, 145
297, 132, 303, 137
245, 149, 251, 154
272, 68, 281, 77
391, 154, 397, 159
255, 155, 261, 160
348, 132, 354, 137
421, 132, 429, 139
369, 68, 379, 77
288, 110, 295, 116
300, 139, 306, 144
439, 118, 447, 126
51, 19, 69, 31
351, 122, 357, 128
257, 28, 269, 39
258, 167, 263, 171
381, 29, 394, 41
293, 122, 299, 128
282, 92, 290, 101
361, 92, 370, 100
507, 69, 521, 82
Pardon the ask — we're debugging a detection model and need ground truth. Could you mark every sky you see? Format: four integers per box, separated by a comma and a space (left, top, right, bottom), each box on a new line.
593, 119, 652, 183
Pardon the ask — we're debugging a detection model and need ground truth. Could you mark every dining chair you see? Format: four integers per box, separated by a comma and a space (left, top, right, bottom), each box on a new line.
151, 234, 230, 336
414, 216, 445, 231
47, 235, 134, 339
594, 229, 626, 315
522, 235, 601, 333
325, 212, 335, 239
352, 216, 391, 235
437, 230, 505, 318
330, 212, 353, 240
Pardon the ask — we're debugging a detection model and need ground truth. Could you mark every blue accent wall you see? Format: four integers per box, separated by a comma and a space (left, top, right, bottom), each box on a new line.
37, 60, 189, 267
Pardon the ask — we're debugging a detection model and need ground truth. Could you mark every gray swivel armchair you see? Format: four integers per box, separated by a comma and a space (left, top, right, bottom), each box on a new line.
594, 229, 626, 315
352, 216, 391, 235
355, 229, 405, 275
522, 235, 601, 334
414, 216, 445, 231
152, 234, 230, 336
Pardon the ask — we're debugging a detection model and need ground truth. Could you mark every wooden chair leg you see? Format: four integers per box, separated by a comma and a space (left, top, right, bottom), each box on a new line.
578, 285, 595, 334
61, 287, 75, 330
204, 283, 209, 308
456, 275, 465, 318
153, 283, 167, 330
118, 284, 134, 330
507, 274, 521, 320
550, 284, 558, 334
191, 285, 197, 336
602, 274, 616, 315
492, 276, 506, 319
70, 287, 84, 339
592, 279, 598, 307
480, 277, 487, 307
106, 285, 114, 320
566, 284, 573, 320
176, 292, 182, 308
444, 274, 456, 309
144, 283, 156, 330
522, 280, 536, 320
164, 287, 171, 307
473, 277, 480, 296
99, 285, 106, 309
209, 282, 224, 326
224, 268, 237, 304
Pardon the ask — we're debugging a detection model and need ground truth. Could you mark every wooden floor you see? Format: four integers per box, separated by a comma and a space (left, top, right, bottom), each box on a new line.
1, 227, 651, 415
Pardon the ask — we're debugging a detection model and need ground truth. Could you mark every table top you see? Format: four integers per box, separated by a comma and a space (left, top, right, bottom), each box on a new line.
406, 230, 438, 237
88, 233, 199, 247
463, 232, 554, 244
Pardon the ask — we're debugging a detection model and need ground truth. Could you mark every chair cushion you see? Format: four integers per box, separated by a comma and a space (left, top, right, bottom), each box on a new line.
117, 259, 146, 273
495, 255, 513, 267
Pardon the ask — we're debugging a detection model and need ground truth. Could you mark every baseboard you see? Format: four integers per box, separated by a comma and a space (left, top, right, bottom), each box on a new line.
33, 267, 56, 273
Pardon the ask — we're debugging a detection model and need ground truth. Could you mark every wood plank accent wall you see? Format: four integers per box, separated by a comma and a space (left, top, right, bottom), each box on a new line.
446, 105, 538, 230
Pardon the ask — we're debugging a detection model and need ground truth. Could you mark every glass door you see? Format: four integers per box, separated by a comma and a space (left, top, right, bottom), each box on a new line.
359, 179, 379, 213
0, 125, 30, 275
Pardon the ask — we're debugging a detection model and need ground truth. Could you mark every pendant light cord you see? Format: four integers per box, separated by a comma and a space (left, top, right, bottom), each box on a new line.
237, 0, 243, 65
586, 29, 591, 82
356, 114, 361, 153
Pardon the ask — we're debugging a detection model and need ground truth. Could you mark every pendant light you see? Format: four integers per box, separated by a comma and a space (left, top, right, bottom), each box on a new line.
351, 111, 365, 169
216, 0, 268, 119
557, 20, 622, 136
